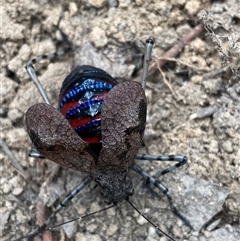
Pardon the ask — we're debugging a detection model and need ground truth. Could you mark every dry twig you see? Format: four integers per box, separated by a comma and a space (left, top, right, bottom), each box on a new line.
154, 58, 175, 96
37, 163, 60, 241
0, 137, 29, 179
133, 22, 204, 83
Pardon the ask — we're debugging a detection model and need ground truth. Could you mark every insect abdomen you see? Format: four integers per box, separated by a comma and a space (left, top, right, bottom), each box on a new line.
59, 65, 117, 143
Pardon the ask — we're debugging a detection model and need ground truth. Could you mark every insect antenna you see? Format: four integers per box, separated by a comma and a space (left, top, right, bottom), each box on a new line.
126, 197, 176, 241
13, 204, 115, 241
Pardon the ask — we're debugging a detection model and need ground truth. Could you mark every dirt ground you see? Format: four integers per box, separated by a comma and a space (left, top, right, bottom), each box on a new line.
1, 1, 240, 241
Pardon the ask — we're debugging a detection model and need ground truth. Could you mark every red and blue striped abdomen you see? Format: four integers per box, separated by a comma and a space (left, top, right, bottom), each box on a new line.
59, 65, 117, 143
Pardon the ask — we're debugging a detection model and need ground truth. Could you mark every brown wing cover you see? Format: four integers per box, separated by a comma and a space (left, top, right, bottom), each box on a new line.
99, 81, 147, 172
25, 103, 97, 174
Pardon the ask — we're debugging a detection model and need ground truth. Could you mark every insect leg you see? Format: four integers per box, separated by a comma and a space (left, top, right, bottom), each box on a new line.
25, 27, 72, 156
132, 163, 192, 229
56, 175, 92, 208
25, 47, 70, 101
25, 47, 71, 104
25, 62, 51, 104
132, 163, 170, 196
135, 154, 187, 178
141, 37, 154, 90
25, 19, 71, 104
15, 176, 93, 241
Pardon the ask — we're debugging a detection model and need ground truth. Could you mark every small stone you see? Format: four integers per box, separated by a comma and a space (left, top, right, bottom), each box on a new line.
9, 176, 24, 196
12, 187, 23, 196
119, 0, 129, 8
0, 75, 18, 115
209, 140, 219, 153
8, 56, 22, 73
108, 0, 118, 7
0, 209, 10, 230
69, 2, 78, 15
146, 226, 159, 241
19, 44, 31, 61
63, 218, 77, 238
191, 75, 203, 84
75, 233, 101, 241
185, 1, 200, 15
233, 149, 240, 165
2, 10, 25, 40
137, 215, 148, 225
106, 223, 118, 236
86, 223, 97, 233
190, 38, 206, 54
89, 0, 107, 8
222, 140, 233, 153
170, 0, 186, 6
90, 26, 108, 48
2, 183, 11, 194
16, 209, 28, 223
90, 202, 101, 213
32, 39, 56, 56
8, 108, 23, 124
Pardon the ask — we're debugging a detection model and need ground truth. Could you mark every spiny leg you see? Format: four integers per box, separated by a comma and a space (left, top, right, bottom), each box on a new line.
25, 46, 71, 105
132, 163, 170, 196
25, 17, 72, 105
20, 176, 92, 241
25, 28, 72, 156
135, 154, 187, 178
137, 35, 191, 228
57, 176, 92, 208
132, 163, 192, 229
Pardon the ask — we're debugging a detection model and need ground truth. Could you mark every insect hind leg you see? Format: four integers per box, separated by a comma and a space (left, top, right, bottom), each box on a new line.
14, 176, 92, 241
135, 154, 187, 178
132, 163, 170, 196
132, 159, 192, 229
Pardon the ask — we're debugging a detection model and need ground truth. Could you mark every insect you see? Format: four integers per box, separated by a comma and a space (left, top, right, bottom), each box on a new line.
16, 38, 189, 241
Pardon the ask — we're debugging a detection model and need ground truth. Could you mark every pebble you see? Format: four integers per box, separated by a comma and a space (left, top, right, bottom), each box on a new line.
75, 233, 102, 241
222, 140, 233, 153
12, 187, 24, 196
89, 0, 106, 8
